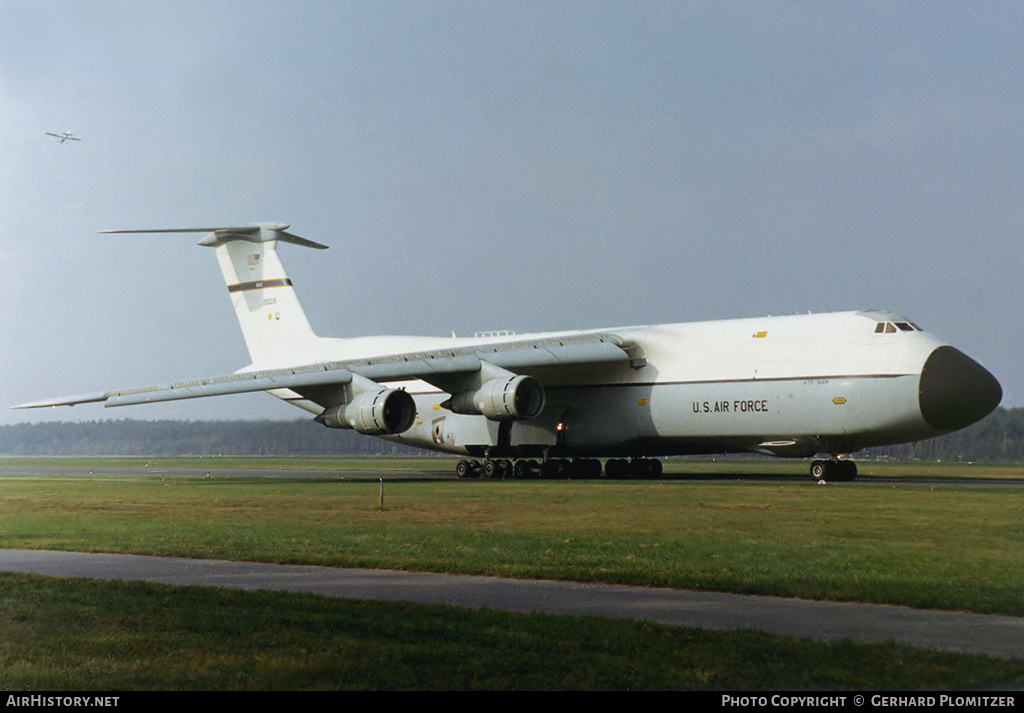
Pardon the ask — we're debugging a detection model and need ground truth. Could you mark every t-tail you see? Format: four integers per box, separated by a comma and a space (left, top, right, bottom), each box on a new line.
101, 223, 328, 367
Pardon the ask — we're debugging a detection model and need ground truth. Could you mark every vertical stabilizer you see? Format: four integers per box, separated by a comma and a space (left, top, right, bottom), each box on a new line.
102, 223, 329, 367
212, 238, 322, 366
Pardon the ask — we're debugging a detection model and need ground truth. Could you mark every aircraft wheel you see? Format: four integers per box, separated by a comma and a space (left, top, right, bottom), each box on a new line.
837, 460, 857, 481
456, 460, 480, 479
605, 458, 628, 479
541, 459, 567, 479
810, 460, 828, 481
514, 460, 539, 479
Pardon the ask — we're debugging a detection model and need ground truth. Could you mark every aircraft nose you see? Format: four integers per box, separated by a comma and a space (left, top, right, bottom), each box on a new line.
919, 346, 1002, 431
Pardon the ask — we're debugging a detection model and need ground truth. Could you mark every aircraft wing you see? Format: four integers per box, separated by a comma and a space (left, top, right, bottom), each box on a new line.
14, 333, 632, 410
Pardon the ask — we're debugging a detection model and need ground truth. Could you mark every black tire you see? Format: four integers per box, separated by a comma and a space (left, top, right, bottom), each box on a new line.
629, 459, 649, 479
837, 460, 858, 481
605, 458, 628, 479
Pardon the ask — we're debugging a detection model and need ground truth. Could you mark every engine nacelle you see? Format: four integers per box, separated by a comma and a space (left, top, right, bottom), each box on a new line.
446, 375, 545, 421
316, 387, 416, 435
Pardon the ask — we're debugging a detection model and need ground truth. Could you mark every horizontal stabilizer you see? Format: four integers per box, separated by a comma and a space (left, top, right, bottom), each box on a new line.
100, 223, 328, 250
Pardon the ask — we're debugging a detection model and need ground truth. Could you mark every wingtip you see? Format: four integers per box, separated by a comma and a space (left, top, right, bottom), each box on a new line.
12, 392, 110, 409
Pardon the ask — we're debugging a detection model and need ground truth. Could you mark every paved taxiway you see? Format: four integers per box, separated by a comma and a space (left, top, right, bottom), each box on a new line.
3, 548, 1023, 660
5, 462, 1024, 488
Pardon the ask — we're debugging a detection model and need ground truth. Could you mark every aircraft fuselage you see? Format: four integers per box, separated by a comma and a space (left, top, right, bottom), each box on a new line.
293, 310, 1000, 464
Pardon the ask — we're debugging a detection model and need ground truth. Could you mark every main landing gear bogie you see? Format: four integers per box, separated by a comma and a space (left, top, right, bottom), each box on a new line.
456, 457, 857, 481
455, 457, 663, 480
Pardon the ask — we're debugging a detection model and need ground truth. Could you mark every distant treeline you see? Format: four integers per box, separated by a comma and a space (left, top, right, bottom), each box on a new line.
871, 406, 1024, 463
0, 419, 424, 457
1, 408, 1023, 461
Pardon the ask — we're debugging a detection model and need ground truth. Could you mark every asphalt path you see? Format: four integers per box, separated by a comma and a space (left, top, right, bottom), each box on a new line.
4, 463, 1024, 487
3, 548, 1024, 661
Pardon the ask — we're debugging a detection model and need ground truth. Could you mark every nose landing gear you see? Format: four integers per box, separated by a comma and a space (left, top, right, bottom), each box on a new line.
810, 458, 857, 482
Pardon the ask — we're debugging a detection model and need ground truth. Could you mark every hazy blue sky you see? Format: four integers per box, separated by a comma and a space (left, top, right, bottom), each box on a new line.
2, 1, 1022, 425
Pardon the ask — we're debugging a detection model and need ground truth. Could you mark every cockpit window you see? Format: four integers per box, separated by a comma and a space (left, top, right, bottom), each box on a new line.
875, 321, 919, 334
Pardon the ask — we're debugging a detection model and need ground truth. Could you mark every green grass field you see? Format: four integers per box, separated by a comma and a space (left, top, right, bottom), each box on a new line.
1, 456, 1023, 690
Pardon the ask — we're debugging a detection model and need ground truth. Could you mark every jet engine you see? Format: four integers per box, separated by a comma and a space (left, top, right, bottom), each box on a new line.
444, 374, 545, 421
316, 387, 416, 435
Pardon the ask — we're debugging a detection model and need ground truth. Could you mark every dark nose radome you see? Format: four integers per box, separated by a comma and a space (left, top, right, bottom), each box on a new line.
919, 346, 1002, 431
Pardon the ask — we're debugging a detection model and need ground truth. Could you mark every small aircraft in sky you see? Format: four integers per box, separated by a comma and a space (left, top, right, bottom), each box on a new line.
45, 129, 80, 143
14, 223, 1002, 481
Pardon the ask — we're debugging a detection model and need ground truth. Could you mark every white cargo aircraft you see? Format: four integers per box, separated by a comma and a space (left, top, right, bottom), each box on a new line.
45, 129, 80, 143
15, 223, 1002, 481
